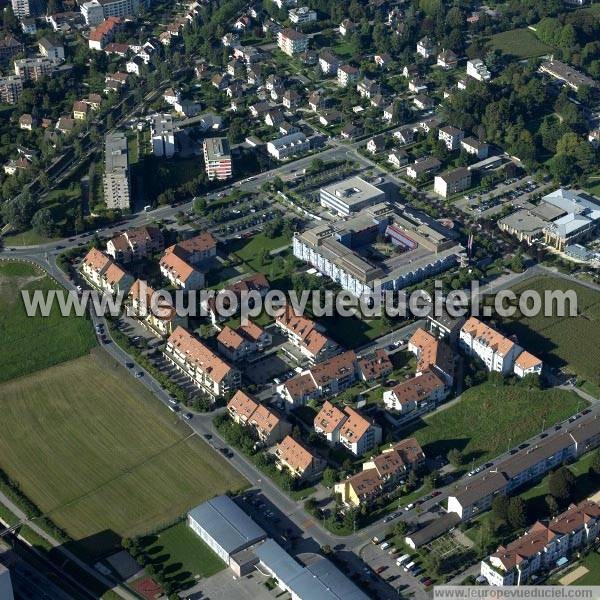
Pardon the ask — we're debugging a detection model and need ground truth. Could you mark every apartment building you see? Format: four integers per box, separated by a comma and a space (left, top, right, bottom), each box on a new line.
88, 16, 121, 51
337, 64, 359, 87
416, 36, 435, 58
266, 132, 309, 160
11, 0, 43, 17
106, 226, 163, 263
14, 57, 57, 81
357, 349, 393, 382
338, 407, 382, 456
159, 248, 204, 290
408, 327, 454, 384
217, 321, 271, 363
0, 75, 23, 104
383, 369, 447, 414
318, 50, 340, 75
0, 36, 24, 63
275, 304, 340, 364
438, 126, 464, 151
406, 157, 441, 179
203, 137, 232, 181
38, 37, 64, 60
97, 0, 140, 19
277, 28, 308, 56
437, 49, 458, 69
80, 248, 134, 296
275, 435, 325, 480
313, 401, 348, 443
279, 350, 358, 407
227, 390, 291, 447
466, 58, 491, 81
539, 59, 598, 92
335, 438, 425, 506
165, 231, 216, 267
461, 137, 489, 159
103, 132, 130, 210
434, 167, 471, 198
289, 6, 316, 24
481, 501, 600, 586
81, 0, 104, 26
128, 279, 187, 337
151, 113, 180, 158
164, 327, 241, 399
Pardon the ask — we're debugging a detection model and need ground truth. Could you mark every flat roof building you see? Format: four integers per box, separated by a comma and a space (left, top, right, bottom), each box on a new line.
103, 132, 130, 210
320, 176, 385, 216
203, 137, 232, 181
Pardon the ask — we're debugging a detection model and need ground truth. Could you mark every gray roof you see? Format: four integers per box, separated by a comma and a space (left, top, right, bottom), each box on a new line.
255, 539, 304, 587
321, 176, 385, 207
498, 209, 547, 235
188, 495, 266, 555
105, 132, 128, 174
451, 471, 508, 507
406, 513, 460, 548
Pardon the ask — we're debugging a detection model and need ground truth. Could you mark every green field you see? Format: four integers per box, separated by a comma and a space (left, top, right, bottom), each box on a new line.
228, 231, 292, 272
137, 521, 225, 588
0, 261, 97, 383
570, 551, 600, 585
0, 350, 247, 558
407, 382, 585, 465
497, 276, 600, 387
488, 28, 552, 58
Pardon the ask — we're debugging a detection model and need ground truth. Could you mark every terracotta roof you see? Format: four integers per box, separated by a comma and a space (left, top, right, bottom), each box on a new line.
228, 390, 258, 421
310, 350, 357, 387
461, 317, 516, 357
167, 326, 233, 383
388, 437, 425, 467
276, 435, 315, 473
128, 279, 177, 321
388, 369, 445, 406
314, 400, 347, 434
103, 262, 128, 285
238, 320, 265, 342
346, 468, 384, 499
409, 327, 454, 376
515, 351, 542, 370
217, 325, 246, 351
178, 231, 216, 254
89, 16, 120, 42
83, 248, 111, 272
126, 225, 162, 246
276, 304, 334, 356
73, 100, 88, 113
159, 250, 196, 283
339, 406, 372, 442
358, 349, 393, 381
249, 403, 282, 436
283, 373, 318, 401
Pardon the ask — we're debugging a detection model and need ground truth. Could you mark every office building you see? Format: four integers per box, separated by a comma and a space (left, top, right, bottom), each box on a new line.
319, 176, 385, 216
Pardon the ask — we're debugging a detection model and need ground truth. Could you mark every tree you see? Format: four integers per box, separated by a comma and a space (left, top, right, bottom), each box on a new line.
507, 497, 527, 530
545, 494, 560, 516
393, 520, 407, 537
510, 252, 524, 273
447, 448, 463, 467
31, 208, 58, 237
591, 450, 600, 476
322, 468, 338, 488
548, 467, 575, 504
491, 495, 510, 522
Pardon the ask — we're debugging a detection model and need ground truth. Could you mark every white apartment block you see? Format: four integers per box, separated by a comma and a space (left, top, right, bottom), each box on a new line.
103, 132, 130, 210
81, 0, 104, 26
97, 0, 140, 19
266, 132, 309, 160
467, 58, 491, 82
151, 113, 179, 158
203, 137, 232, 180
438, 126, 464, 150
289, 6, 316, 24
434, 167, 471, 198
277, 28, 308, 56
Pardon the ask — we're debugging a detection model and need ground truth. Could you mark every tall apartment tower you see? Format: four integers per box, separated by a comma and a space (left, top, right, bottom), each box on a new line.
203, 137, 232, 181
103, 132, 131, 210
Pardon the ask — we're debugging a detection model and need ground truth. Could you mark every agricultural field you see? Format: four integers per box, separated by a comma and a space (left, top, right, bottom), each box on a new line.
0, 260, 97, 383
488, 28, 552, 58
0, 350, 247, 559
496, 276, 600, 387
407, 381, 585, 466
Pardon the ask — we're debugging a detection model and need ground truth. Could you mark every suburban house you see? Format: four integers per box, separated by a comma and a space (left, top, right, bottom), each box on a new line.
313, 401, 348, 443
480, 501, 600, 586
466, 58, 491, 81
393, 127, 414, 145
413, 94, 434, 110
437, 49, 458, 69
338, 407, 382, 456
164, 326, 241, 399
337, 64, 359, 87
159, 248, 205, 290
128, 279, 187, 337
366, 135, 386, 154
388, 149, 409, 169
106, 226, 164, 263
275, 305, 340, 364
416, 36, 436, 58
335, 438, 425, 506
318, 50, 340, 75
513, 351, 543, 378
167, 232, 217, 266
275, 435, 326, 480
80, 248, 134, 296
227, 390, 291, 447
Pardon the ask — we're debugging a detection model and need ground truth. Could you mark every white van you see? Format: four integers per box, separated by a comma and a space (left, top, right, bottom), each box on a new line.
404, 561, 415, 572
396, 554, 410, 566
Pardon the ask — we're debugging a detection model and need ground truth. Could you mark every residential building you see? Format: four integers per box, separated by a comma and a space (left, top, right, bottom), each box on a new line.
339, 18, 355, 36
437, 49, 458, 69
313, 401, 348, 443
0, 35, 24, 62
416, 36, 435, 58
434, 167, 471, 198
461, 136, 489, 159
20, 18, 37, 34
413, 94, 434, 110
167, 232, 216, 266
466, 58, 491, 82
393, 127, 415, 145
203, 137, 232, 181
337, 64, 359, 87
384, 364, 448, 414
88, 16, 121, 50
151, 113, 180, 158
335, 438, 425, 506
227, 390, 291, 446
318, 50, 340, 75
277, 28, 308, 56
357, 78, 380, 99
81, 0, 104, 26
164, 326, 241, 399
319, 175, 385, 216
406, 157, 441, 179
513, 351, 543, 378
14, 57, 57, 81
448, 471, 509, 520
366, 135, 386, 155
266, 132, 309, 160
96, 0, 140, 19
38, 36, 64, 60
388, 149, 409, 169
103, 132, 130, 210
217, 320, 271, 362
358, 349, 393, 382
438, 126, 464, 150
128, 279, 187, 337
11, 0, 43, 17
275, 304, 340, 364
159, 248, 204, 290
80, 248, 134, 296
540, 59, 598, 92
289, 6, 316, 24
480, 501, 600, 586
426, 309, 466, 344
338, 407, 382, 456
106, 226, 164, 263
408, 78, 428, 93
18, 113, 34, 130
275, 435, 325, 480
73, 100, 89, 120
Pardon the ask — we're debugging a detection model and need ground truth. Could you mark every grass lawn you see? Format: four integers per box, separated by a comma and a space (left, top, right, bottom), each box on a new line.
405, 382, 585, 466
0, 350, 247, 559
0, 261, 97, 383
584, 173, 600, 197
496, 276, 600, 386
227, 232, 292, 272
570, 551, 600, 585
138, 521, 225, 588
318, 314, 398, 348
488, 28, 552, 58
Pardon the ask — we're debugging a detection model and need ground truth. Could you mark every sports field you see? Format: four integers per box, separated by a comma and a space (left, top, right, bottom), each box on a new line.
498, 276, 600, 387
409, 382, 584, 465
0, 260, 96, 383
0, 350, 247, 558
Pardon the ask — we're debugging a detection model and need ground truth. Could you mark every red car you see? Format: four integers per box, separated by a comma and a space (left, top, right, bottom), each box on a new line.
432, 490, 441, 497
